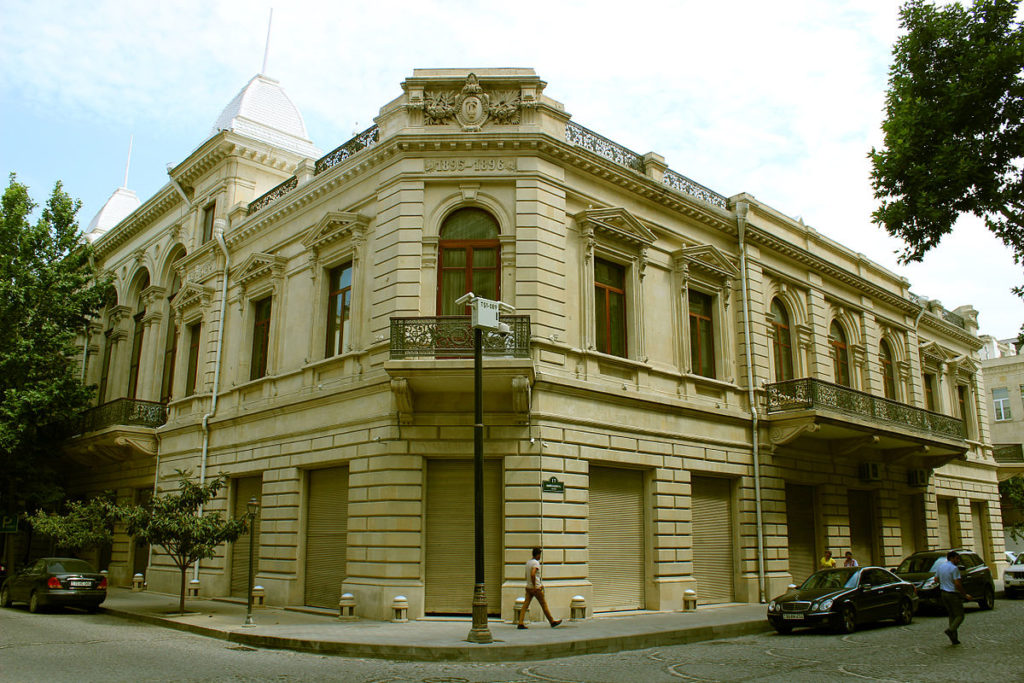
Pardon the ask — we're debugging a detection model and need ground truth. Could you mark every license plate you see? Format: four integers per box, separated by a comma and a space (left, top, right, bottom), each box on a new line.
69, 580, 91, 588
782, 614, 804, 620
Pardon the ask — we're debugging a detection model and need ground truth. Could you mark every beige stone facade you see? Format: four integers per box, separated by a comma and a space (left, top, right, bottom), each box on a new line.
62, 68, 1004, 621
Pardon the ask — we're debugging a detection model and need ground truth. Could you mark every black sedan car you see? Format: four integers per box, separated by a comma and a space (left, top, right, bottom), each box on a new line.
767, 566, 917, 634
0, 557, 107, 613
893, 549, 995, 611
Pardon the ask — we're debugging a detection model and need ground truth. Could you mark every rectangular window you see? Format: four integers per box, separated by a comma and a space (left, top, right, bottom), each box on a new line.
689, 290, 715, 378
126, 311, 146, 399
98, 329, 114, 404
250, 297, 272, 380
185, 322, 202, 396
201, 201, 216, 244
957, 384, 968, 420
923, 373, 936, 412
160, 322, 178, 403
594, 258, 626, 357
325, 263, 353, 357
993, 387, 1011, 421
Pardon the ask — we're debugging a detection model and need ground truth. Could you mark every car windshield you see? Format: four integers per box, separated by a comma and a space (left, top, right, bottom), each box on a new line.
46, 559, 96, 574
1014, 554, 1024, 566
799, 568, 858, 590
896, 555, 943, 573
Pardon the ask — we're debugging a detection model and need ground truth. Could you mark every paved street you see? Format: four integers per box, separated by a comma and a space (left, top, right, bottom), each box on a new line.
1, 600, 1022, 682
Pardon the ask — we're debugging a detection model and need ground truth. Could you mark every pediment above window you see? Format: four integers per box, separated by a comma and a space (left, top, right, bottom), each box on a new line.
173, 282, 213, 315
673, 244, 739, 282
233, 252, 286, 289
301, 212, 369, 253
919, 340, 959, 366
576, 207, 655, 250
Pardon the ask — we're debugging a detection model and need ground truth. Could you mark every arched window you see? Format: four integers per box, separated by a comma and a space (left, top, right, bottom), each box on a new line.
126, 272, 150, 399
829, 321, 851, 387
437, 208, 500, 315
160, 251, 185, 403
880, 339, 896, 399
97, 292, 118, 404
770, 298, 794, 382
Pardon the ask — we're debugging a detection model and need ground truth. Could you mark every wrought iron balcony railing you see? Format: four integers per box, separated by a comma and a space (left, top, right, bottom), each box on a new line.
78, 398, 167, 434
994, 444, 1024, 464
247, 175, 297, 215
390, 315, 531, 359
765, 377, 965, 441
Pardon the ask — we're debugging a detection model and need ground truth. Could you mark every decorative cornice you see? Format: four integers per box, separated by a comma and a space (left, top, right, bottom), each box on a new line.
233, 252, 286, 288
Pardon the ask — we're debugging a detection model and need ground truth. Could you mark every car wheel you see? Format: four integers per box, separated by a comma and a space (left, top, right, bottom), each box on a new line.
979, 585, 995, 610
0, 585, 11, 608
773, 624, 793, 635
28, 591, 41, 614
839, 605, 857, 634
895, 598, 913, 625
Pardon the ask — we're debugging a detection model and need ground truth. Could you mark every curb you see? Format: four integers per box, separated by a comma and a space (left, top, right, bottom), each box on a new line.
100, 607, 772, 662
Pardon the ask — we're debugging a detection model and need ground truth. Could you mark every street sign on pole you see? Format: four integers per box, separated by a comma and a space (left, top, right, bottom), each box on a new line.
0, 514, 18, 533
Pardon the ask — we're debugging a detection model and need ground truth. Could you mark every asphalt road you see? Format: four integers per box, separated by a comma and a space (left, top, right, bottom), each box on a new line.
1, 599, 1022, 682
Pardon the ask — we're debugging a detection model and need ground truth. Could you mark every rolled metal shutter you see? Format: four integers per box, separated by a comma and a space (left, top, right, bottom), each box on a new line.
786, 484, 816, 585
899, 494, 922, 556
424, 459, 502, 614
589, 466, 645, 612
304, 467, 349, 609
691, 475, 734, 604
937, 497, 953, 548
848, 489, 875, 565
231, 476, 263, 597
970, 502, 989, 562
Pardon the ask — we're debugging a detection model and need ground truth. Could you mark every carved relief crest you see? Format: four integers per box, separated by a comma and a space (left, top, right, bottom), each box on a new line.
421, 73, 522, 130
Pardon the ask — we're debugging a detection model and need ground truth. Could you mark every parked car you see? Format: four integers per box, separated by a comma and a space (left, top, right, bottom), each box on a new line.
0, 557, 107, 613
767, 566, 917, 634
893, 549, 995, 611
1004, 552, 1024, 598
1006, 550, 1019, 564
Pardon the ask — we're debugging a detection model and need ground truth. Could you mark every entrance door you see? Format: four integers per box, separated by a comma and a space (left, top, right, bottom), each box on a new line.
848, 490, 876, 566
971, 501, 990, 564
589, 466, 645, 612
899, 494, 924, 557
786, 484, 816, 585
231, 476, 263, 597
937, 497, 959, 548
691, 476, 734, 604
424, 459, 502, 614
305, 467, 349, 609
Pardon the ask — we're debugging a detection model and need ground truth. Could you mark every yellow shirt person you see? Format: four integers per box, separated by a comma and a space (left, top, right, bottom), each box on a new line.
819, 550, 837, 569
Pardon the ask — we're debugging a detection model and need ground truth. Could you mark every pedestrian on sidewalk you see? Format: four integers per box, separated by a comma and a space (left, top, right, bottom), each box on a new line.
517, 547, 561, 629
819, 550, 836, 569
935, 550, 972, 645
843, 551, 858, 567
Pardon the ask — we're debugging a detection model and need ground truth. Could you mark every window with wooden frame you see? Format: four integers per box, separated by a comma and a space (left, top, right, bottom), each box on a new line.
126, 273, 150, 399
250, 297, 272, 381
160, 264, 184, 403
325, 262, 353, 357
829, 321, 851, 387
923, 372, 937, 411
185, 322, 202, 396
770, 298, 794, 382
437, 207, 500, 315
880, 339, 896, 399
594, 258, 627, 357
689, 290, 715, 378
201, 201, 216, 244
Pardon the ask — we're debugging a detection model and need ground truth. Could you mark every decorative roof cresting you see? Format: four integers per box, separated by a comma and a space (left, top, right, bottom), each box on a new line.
211, 74, 322, 158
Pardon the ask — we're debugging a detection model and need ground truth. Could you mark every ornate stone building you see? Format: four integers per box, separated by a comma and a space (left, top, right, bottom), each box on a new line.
62, 68, 1007, 620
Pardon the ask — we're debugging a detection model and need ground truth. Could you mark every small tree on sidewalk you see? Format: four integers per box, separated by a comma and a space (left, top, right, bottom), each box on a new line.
29, 494, 120, 555
123, 471, 248, 614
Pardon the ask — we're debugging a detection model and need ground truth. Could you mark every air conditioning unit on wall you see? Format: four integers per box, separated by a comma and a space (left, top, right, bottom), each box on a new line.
907, 469, 931, 487
858, 462, 882, 482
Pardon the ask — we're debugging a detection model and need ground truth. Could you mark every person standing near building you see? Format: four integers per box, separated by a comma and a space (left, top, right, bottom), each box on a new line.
819, 550, 837, 569
935, 550, 972, 644
517, 547, 561, 629
843, 551, 858, 567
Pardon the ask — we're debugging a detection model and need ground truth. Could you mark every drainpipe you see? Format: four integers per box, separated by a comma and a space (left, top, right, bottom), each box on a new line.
193, 218, 231, 580
736, 200, 767, 603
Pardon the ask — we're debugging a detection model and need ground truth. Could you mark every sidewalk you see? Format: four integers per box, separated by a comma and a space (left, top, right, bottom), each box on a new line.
99, 588, 771, 662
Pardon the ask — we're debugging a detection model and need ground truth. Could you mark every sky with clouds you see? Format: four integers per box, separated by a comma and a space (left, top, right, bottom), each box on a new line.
2, 0, 1021, 338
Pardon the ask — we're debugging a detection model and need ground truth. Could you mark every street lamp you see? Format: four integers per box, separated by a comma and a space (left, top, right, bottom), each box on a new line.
243, 495, 259, 627
454, 292, 514, 645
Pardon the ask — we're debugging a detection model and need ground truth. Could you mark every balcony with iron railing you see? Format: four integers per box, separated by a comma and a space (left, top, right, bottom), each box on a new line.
764, 377, 968, 464
77, 398, 168, 433
389, 315, 531, 359
63, 398, 167, 463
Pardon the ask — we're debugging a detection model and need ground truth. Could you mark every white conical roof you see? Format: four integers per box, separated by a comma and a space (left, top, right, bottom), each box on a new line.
211, 74, 321, 158
86, 186, 141, 241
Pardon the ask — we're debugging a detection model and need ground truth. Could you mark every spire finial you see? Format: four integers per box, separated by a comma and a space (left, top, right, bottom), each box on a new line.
122, 135, 134, 189
261, 8, 273, 75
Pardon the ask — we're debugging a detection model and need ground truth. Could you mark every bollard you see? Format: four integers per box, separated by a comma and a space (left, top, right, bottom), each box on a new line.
187, 579, 201, 597
252, 585, 265, 608
132, 573, 145, 592
570, 595, 587, 621
338, 592, 357, 620
683, 589, 698, 612
513, 596, 526, 624
391, 595, 409, 623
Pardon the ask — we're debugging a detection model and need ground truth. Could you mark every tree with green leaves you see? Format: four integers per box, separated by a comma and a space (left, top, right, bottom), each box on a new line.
123, 471, 248, 614
0, 173, 110, 541
870, 0, 1024, 277
1002, 475, 1024, 541
29, 494, 120, 554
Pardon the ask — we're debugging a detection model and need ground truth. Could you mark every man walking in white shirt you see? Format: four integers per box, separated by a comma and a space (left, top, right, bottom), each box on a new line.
517, 547, 561, 629
935, 550, 972, 645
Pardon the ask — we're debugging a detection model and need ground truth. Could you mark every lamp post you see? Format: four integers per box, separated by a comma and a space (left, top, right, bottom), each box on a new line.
243, 495, 259, 627
454, 292, 514, 645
